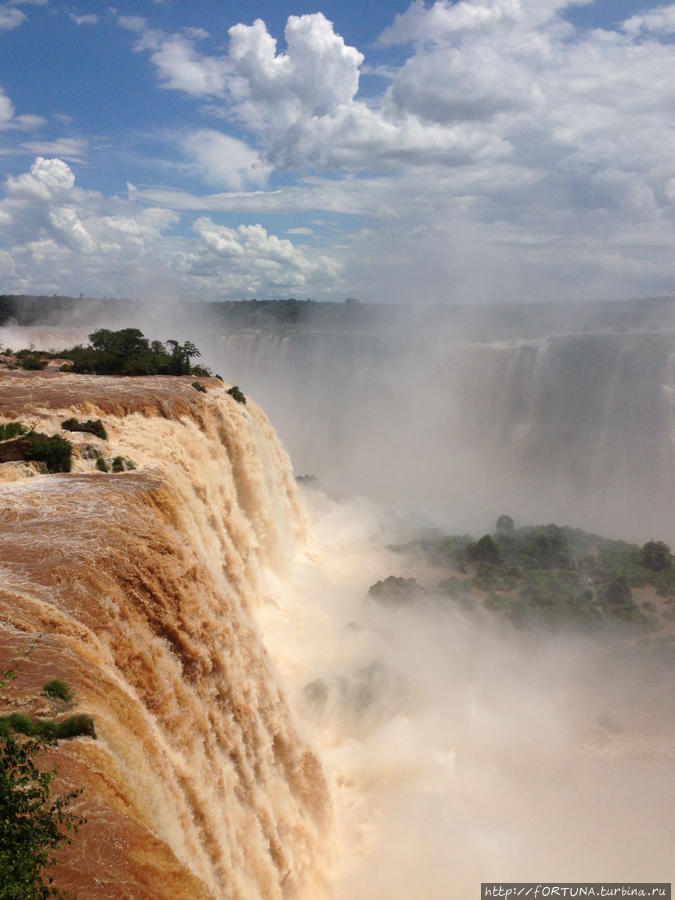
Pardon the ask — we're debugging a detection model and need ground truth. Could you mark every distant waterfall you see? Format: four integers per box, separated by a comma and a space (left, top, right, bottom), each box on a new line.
221, 329, 675, 542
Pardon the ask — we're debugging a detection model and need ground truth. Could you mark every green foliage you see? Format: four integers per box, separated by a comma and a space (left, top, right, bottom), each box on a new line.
61, 418, 107, 440
111, 456, 135, 473
494, 523, 571, 570
0, 714, 96, 742
368, 576, 425, 607
0, 734, 85, 899
41, 681, 71, 703
62, 328, 209, 376
0, 421, 27, 441
0, 432, 73, 472
191, 381, 207, 393
24, 434, 72, 474
58, 364, 73, 373
0, 661, 87, 899
602, 576, 642, 622
390, 514, 675, 629
296, 474, 319, 488
95, 457, 109, 473
466, 534, 500, 564
227, 385, 246, 404
20, 355, 48, 371
496, 514, 515, 532
641, 541, 672, 571
50, 716, 96, 741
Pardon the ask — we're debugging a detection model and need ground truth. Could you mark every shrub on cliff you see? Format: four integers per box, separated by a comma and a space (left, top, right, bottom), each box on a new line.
0, 713, 96, 741
0, 665, 86, 900
0, 433, 72, 473
111, 455, 136, 472
227, 385, 246, 404
42, 680, 72, 703
24, 434, 72, 474
0, 421, 27, 441
61, 418, 107, 440
19, 355, 47, 371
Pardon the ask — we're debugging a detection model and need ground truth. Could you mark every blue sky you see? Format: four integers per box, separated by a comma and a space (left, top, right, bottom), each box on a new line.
0, 0, 674, 303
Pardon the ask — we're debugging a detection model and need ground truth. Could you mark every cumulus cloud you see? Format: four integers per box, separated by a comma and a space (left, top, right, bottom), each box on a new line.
120, 15, 227, 95
227, 14, 363, 118
378, 0, 523, 45
6, 157, 76, 198
188, 217, 338, 288
0, 157, 341, 299
8, 3, 675, 303
182, 130, 271, 190
622, 4, 675, 36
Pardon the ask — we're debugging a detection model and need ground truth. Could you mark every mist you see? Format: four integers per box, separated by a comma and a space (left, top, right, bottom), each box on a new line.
209, 298, 675, 545
2, 294, 674, 895
263, 489, 674, 897
208, 296, 675, 894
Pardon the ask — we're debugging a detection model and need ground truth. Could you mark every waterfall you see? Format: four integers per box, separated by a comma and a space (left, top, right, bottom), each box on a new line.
0, 373, 330, 899
220, 329, 675, 542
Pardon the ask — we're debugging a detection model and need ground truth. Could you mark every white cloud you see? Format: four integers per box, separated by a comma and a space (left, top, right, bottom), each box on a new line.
378, 0, 523, 45
7, 4, 675, 303
0, 86, 48, 134
19, 137, 87, 161
6, 157, 76, 199
69, 12, 98, 26
228, 14, 363, 117
119, 16, 227, 95
0, 157, 341, 299
383, 43, 538, 124
185, 217, 340, 292
183, 130, 271, 190
118, 15, 146, 34
0, 5, 26, 31
150, 35, 226, 95
0, 88, 13, 128
622, 4, 675, 35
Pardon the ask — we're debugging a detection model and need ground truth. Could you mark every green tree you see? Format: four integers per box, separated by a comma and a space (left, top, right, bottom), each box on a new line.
166, 339, 201, 375
466, 534, 500, 564
0, 665, 85, 899
641, 540, 671, 571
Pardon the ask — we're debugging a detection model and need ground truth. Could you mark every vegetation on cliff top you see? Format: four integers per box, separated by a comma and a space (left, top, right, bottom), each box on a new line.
59, 328, 211, 376
0, 328, 212, 377
0, 426, 72, 474
385, 517, 675, 629
61, 418, 107, 441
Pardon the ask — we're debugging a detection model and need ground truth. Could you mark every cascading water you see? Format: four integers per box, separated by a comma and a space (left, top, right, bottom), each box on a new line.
1, 338, 673, 899
0, 371, 329, 899
220, 328, 675, 543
